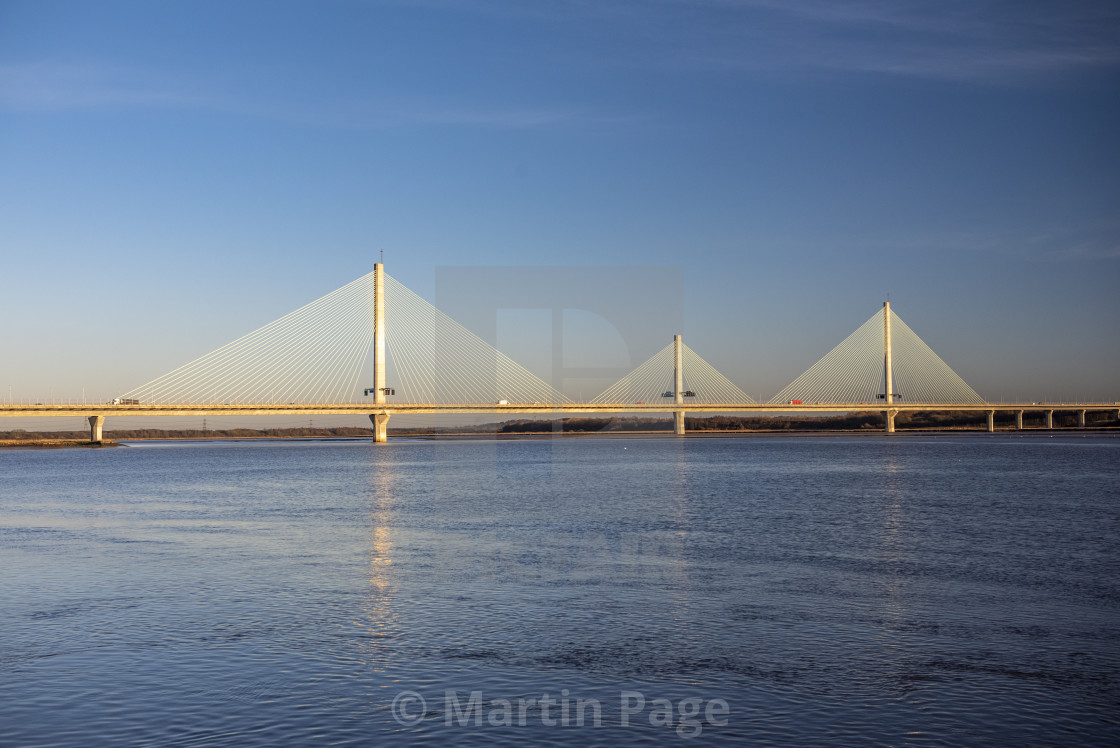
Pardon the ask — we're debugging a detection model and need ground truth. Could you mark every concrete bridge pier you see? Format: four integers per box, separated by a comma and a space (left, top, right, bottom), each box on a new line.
88, 415, 105, 443
1016, 410, 1024, 430
369, 413, 390, 443
673, 334, 685, 436
1045, 411, 1054, 429
986, 410, 995, 432
883, 409, 896, 433
1078, 409, 1086, 427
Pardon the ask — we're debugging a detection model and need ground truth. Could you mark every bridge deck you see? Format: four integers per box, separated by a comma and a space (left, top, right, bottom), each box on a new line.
2, 402, 1116, 418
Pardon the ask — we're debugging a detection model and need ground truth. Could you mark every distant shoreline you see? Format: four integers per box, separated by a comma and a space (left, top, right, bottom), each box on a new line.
3, 411, 1116, 447
2, 429, 1117, 449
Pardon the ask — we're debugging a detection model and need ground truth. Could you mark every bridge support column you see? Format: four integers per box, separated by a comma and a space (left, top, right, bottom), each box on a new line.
1016, 410, 1024, 430
369, 413, 390, 443
883, 409, 896, 433
1045, 411, 1053, 429
88, 415, 104, 443
673, 334, 685, 436
1078, 409, 1086, 428
986, 410, 995, 432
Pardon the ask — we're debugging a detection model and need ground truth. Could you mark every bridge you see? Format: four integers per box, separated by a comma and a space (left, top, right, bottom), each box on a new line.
2, 264, 1115, 441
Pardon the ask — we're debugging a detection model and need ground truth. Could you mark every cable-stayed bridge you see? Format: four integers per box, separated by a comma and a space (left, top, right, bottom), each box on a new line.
3, 264, 1115, 441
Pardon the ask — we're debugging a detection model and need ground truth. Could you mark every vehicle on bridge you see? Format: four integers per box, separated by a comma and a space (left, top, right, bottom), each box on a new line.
111, 398, 140, 405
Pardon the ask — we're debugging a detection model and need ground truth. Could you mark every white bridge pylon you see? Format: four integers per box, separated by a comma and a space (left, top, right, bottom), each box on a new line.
770, 303, 984, 406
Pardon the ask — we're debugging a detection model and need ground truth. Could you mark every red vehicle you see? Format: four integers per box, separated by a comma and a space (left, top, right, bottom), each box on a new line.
788, 399, 803, 405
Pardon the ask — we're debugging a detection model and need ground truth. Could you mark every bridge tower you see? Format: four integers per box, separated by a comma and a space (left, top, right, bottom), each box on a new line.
674, 334, 685, 435
369, 261, 390, 442
883, 301, 896, 433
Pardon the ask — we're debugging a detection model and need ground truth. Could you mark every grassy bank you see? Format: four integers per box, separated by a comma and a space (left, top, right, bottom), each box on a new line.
0, 439, 120, 449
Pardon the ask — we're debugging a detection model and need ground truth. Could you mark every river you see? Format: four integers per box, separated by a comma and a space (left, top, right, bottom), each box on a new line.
1, 434, 1118, 746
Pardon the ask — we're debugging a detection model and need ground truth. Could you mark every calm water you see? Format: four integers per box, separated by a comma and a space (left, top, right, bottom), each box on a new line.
1, 435, 1118, 746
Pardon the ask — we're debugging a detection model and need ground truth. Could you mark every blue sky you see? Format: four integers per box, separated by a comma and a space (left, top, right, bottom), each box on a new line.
1, 0, 1118, 428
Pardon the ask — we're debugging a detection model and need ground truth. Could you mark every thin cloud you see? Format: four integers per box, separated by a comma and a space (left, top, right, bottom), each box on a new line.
228, 92, 624, 130
0, 62, 618, 130
391, 0, 1120, 83
815, 223, 1120, 263
1053, 244, 1120, 261
291, 92, 616, 129
659, 0, 1120, 82
0, 63, 208, 111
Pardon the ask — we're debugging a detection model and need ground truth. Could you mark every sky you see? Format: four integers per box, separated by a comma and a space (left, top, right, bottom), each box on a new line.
1, 0, 1118, 430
